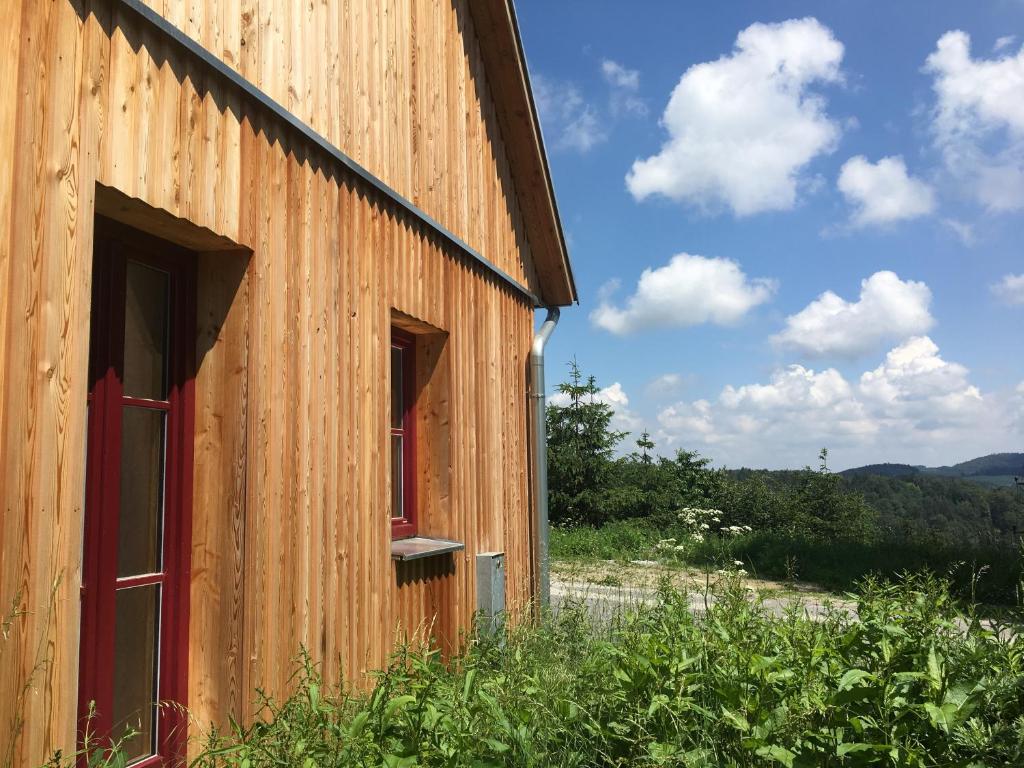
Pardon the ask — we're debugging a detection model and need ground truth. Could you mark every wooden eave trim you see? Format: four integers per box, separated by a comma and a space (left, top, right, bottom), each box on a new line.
112, 0, 542, 308
467, 0, 578, 307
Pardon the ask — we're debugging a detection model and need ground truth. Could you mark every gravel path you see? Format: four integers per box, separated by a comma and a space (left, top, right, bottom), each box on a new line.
551, 576, 854, 623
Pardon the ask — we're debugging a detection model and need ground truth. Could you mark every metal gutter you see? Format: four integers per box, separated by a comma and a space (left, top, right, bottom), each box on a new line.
530, 307, 560, 608
114, 0, 542, 308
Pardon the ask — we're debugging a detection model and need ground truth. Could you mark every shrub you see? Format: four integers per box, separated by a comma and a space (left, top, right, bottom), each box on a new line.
190, 574, 1024, 768
549, 518, 659, 561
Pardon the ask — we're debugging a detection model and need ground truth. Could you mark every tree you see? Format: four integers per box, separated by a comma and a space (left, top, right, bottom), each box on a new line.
634, 431, 655, 465
794, 448, 878, 543
546, 360, 627, 526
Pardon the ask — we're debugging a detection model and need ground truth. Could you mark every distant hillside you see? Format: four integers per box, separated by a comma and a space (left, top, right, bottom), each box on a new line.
727, 464, 1024, 547
842, 453, 1024, 488
924, 453, 1024, 479
840, 463, 921, 479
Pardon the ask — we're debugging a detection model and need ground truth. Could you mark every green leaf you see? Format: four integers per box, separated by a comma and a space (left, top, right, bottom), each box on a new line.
831, 685, 881, 706
837, 743, 891, 757
348, 710, 370, 739
383, 695, 417, 725
721, 707, 750, 732
927, 646, 944, 686
837, 669, 874, 690
755, 745, 795, 767
462, 669, 477, 703
924, 702, 958, 732
481, 738, 510, 754
382, 755, 419, 768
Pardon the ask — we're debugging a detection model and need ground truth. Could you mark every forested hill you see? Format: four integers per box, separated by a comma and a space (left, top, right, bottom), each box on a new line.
841, 452, 1024, 488
727, 466, 1024, 547
842, 473, 1023, 545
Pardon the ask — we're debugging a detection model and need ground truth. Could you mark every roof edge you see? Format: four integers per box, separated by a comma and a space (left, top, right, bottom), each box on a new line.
467, 0, 578, 307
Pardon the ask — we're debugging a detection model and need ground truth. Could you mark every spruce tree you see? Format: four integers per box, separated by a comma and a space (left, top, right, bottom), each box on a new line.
546, 360, 626, 525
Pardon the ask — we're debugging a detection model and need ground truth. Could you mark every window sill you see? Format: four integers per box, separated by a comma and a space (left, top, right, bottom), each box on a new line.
390, 536, 465, 562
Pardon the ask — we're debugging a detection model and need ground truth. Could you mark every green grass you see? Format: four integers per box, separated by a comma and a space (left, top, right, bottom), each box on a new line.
184, 573, 1022, 768
549, 519, 663, 563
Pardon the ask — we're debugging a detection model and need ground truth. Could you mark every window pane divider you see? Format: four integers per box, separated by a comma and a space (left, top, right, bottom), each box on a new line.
115, 572, 165, 589
121, 396, 171, 411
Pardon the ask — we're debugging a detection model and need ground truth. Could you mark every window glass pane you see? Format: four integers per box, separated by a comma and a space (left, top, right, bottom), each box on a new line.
112, 584, 160, 764
123, 261, 169, 400
391, 345, 403, 430
391, 434, 403, 520
118, 407, 165, 577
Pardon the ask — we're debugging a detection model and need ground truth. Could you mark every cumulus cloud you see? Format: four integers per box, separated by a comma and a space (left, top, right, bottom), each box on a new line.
626, 17, 844, 216
549, 381, 643, 433
837, 155, 936, 226
859, 336, 983, 426
591, 253, 777, 335
646, 373, 686, 400
994, 35, 1017, 53
601, 59, 647, 117
656, 337, 1015, 469
924, 31, 1024, 211
992, 273, 1024, 305
532, 74, 606, 153
772, 271, 934, 358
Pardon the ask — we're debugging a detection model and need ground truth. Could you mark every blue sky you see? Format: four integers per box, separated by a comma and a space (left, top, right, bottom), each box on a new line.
516, 0, 1024, 471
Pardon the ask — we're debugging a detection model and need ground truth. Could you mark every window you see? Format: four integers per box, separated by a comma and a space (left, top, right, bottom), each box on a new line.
390, 329, 416, 539
78, 219, 195, 767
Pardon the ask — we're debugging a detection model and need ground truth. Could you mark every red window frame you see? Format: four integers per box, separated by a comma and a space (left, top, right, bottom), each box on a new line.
390, 329, 417, 539
78, 218, 196, 767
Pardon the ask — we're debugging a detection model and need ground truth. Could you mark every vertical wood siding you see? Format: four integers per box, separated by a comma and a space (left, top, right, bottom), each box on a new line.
0, 1, 541, 763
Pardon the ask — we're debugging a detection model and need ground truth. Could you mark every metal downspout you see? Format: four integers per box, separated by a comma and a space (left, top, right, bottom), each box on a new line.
531, 307, 560, 609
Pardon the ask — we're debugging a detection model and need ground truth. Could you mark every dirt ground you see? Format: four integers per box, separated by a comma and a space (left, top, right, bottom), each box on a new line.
551, 558, 841, 604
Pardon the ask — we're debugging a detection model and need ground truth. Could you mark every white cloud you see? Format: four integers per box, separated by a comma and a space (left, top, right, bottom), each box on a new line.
992, 273, 1024, 305
994, 35, 1017, 53
859, 336, 983, 426
656, 337, 1016, 469
591, 253, 777, 335
942, 218, 975, 246
532, 74, 606, 153
549, 381, 643, 434
772, 271, 934, 358
924, 30, 1024, 211
837, 155, 936, 226
646, 373, 685, 400
601, 59, 647, 117
601, 59, 640, 90
626, 17, 844, 216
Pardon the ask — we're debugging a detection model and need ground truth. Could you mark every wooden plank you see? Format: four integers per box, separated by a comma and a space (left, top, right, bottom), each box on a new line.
190, 249, 249, 739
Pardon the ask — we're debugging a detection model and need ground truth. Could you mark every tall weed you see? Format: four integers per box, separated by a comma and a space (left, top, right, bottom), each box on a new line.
193, 573, 1023, 767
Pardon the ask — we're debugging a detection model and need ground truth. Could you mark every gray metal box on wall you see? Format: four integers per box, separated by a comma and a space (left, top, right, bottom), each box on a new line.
476, 552, 505, 635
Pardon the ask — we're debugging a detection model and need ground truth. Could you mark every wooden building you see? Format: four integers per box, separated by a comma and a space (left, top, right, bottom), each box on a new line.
0, 0, 576, 764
